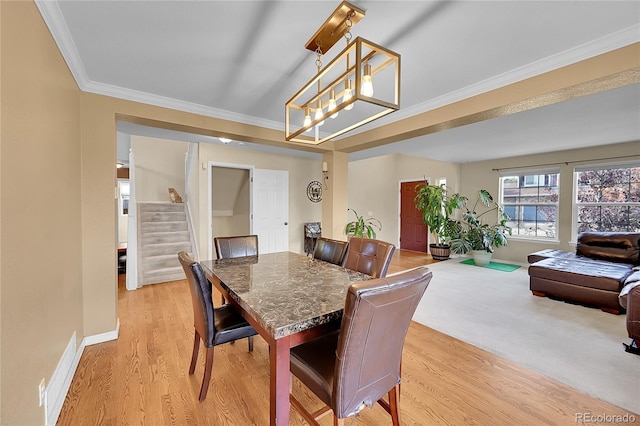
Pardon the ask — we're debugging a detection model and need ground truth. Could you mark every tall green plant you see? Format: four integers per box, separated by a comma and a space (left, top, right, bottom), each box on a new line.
450, 189, 512, 254
344, 208, 381, 239
414, 181, 466, 246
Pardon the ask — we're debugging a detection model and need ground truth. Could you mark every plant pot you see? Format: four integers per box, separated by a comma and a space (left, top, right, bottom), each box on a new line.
429, 244, 451, 261
471, 250, 492, 266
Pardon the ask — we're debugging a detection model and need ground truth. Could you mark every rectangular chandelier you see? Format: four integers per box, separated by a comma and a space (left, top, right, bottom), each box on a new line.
285, 2, 401, 144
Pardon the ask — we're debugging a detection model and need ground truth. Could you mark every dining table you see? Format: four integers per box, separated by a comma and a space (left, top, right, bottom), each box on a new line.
200, 251, 371, 426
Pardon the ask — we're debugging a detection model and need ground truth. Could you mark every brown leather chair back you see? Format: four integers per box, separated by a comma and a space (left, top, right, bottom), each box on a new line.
313, 237, 349, 266
577, 232, 640, 265
214, 235, 258, 259
332, 267, 433, 418
343, 237, 395, 278
178, 251, 216, 347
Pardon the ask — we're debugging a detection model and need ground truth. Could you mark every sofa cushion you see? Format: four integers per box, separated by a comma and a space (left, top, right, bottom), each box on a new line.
527, 249, 578, 264
529, 257, 632, 292
576, 232, 640, 265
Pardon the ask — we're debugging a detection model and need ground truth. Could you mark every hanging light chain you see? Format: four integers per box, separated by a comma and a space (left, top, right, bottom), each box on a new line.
344, 11, 354, 43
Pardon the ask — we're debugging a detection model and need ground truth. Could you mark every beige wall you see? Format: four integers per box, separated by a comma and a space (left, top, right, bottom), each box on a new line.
198, 143, 323, 258
1, 2, 83, 424
348, 153, 461, 246
460, 140, 640, 264
132, 136, 188, 202
1, 2, 636, 424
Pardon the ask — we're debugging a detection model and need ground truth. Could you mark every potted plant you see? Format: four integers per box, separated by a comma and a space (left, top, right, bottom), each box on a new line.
344, 208, 382, 239
414, 181, 466, 260
449, 189, 512, 266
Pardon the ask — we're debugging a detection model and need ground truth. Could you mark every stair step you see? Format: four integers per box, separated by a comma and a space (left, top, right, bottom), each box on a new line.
138, 202, 185, 213
141, 231, 190, 245
142, 266, 186, 285
140, 211, 186, 222
142, 254, 182, 270
141, 221, 188, 233
141, 241, 193, 257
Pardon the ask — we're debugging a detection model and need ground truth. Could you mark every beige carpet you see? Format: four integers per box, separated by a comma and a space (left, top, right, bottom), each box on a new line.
410, 258, 639, 415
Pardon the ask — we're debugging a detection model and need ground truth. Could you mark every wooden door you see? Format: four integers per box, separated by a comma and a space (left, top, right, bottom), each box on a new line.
400, 181, 428, 252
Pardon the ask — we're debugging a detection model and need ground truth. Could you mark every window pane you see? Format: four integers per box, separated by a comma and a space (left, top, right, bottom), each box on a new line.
500, 172, 558, 240
575, 166, 640, 233
505, 205, 557, 238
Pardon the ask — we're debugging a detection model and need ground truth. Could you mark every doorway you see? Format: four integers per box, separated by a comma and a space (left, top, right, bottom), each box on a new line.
399, 180, 428, 252
207, 163, 290, 258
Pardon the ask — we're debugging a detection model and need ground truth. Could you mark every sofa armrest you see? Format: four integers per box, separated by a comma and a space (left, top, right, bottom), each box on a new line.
619, 279, 640, 310
623, 283, 640, 341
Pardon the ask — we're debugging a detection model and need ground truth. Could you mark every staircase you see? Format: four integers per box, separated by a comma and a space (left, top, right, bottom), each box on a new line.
138, 202, 193, 285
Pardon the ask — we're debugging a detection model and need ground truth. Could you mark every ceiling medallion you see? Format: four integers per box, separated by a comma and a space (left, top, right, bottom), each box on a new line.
285, 1, 401, 144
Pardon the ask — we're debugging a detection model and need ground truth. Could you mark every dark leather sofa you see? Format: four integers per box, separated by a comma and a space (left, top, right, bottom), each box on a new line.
527, 232, 640, 315
619, 270, 640, 354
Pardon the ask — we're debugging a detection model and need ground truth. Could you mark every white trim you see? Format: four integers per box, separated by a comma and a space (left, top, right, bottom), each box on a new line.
35, 1, 639, 137
43, 320, 120, 425
126, 149, 138, 291
34, 0, 89, 89
84, 318, 120, 346
345, 24, 640, 136
573, 159, 640, 173
85, 81, 285, 132
208, 162, 255, 259
44, 332, 77, 426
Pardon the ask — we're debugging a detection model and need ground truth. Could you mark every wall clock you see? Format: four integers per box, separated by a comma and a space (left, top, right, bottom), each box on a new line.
307, 181, 322, 202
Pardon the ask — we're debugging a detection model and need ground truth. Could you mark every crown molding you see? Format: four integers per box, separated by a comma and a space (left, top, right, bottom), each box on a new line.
35, 0, 89, 89
344, 23, 640, 137
36, 1, 638, 137
83, 80, 285, 131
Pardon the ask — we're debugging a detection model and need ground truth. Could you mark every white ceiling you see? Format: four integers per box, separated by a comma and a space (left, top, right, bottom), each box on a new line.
39, 1, 640, 163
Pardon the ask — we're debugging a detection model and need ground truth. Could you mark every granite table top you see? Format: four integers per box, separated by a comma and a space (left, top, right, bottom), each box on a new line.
201, 251, 371, 339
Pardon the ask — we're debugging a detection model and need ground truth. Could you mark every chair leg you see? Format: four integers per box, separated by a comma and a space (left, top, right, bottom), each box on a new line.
199, 347, 214, 401
333, 416, 345, 426
248, 336, 254, 352
388, 385, 401, 426
189, 331, 201, 375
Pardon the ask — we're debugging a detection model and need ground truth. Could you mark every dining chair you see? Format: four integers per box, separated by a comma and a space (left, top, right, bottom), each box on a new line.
214, 234, 258, 259
178, 251, 258, 401
343, 237, 396, 278
313, 237, 349, 266
213, 234, 259, 304
289, 266, 433, 425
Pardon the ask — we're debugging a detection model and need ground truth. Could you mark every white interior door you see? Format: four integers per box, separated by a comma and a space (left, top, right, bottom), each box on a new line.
252, 169, 289, 253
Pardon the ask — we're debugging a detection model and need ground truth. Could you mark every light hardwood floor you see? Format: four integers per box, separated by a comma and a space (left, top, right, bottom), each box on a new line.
57, 250, 639, 425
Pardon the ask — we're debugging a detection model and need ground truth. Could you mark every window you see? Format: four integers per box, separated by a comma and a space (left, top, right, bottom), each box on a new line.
574, 163, 640, 235
500, 170, 559, 239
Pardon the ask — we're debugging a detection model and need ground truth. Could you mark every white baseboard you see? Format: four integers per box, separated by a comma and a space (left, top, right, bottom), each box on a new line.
44, 319, 120, 426
83, 318, 120, 346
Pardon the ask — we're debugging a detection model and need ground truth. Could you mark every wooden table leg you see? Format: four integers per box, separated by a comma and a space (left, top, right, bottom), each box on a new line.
270, 336, 291, 426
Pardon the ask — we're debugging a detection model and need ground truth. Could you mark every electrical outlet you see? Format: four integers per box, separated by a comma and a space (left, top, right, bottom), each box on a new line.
38, 378, 45, 407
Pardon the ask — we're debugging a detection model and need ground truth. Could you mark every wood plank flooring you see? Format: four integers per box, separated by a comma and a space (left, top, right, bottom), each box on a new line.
56, 250, 639, 425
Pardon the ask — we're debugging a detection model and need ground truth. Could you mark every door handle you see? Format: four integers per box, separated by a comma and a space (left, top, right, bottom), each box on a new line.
284, 222, 288, 225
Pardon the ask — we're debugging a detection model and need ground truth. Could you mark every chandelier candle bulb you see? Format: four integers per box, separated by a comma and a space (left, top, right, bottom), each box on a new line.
361, 63, 374, 97
343, 79, 354, 110
329, 89, 339, 118
315, 99, 325, 126
303, 108, 312, 131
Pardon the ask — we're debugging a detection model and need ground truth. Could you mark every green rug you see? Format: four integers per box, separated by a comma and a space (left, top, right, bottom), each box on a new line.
460, 258, 521, 271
